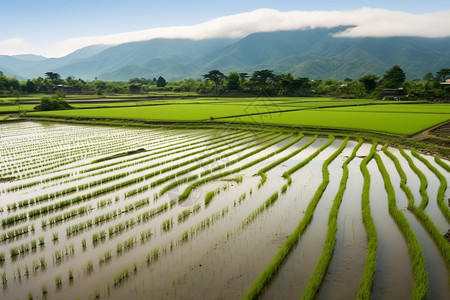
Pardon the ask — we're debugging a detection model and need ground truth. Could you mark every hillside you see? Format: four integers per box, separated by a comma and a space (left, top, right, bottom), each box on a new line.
1, 27, 450, 81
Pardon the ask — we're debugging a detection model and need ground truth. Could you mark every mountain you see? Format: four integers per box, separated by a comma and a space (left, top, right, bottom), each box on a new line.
1, 27, 450, 81
12, 54, 47, 61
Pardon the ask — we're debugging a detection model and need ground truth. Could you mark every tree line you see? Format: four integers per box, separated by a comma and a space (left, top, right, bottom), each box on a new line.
0, 66, 449, 100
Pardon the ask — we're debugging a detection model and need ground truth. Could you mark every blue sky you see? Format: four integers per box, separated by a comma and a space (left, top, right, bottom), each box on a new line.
1, 0, 449, 57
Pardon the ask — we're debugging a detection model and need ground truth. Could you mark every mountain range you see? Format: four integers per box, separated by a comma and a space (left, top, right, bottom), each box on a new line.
1, 27, 450, 81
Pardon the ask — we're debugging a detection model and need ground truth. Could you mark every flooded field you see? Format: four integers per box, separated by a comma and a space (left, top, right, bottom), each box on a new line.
0, 121, 449, 299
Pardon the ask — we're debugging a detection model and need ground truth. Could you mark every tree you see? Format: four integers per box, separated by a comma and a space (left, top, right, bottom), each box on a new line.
358, 75, 379, 93
436, 68, 450, 82
250, 69, 275, 89
34, 95, 73, 111
380, 65, 406, 88
203, 70, 225, 95
226, 72, 240, 90
423, 72, 435, 82
25, 79, 36, 93
44, 72, 61, 84
157, 76, 167, 87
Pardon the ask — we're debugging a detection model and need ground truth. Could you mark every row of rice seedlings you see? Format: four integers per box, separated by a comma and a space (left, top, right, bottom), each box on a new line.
147, 132, 273, 189
28, 174, 149, 219
96, 198, 112, 209
140, 229, 152, 241
411, 149, 450, 223
301, 138, 360, 298
92, 230, 107, 243
79, 131, 226, 174
190, 206, 230, 237
161, 217, 174, 231
434, 156, 450, 172
138, 202, 169, 222
383, 147, 450, 267
52, 244, 75, 262
46, 205, 91, 226
177, 135, 293, 203
177, 208, 192, 222
113, 267, 129, 285
7, 130, 176, 187
5, 172, 71, 193
374, 153, 428, 299
10, 241, 31, 257
27, 130, 170, 178
65, 209, 119, 236
0, 224, 29, 241
99, 250, 112, 264
356, 142, 378, 300
116, 235, 137, 254
399, 147, 429, 209
244, 136, 343, 299
146, 247, 160, 263
200, 133, 287, 177
123, 197, 150, 212
241, 192, 279, 227
1, 212, 27, 226
205, 188, 221, 206
94, 131, 252, 180
256, 134, 307, 187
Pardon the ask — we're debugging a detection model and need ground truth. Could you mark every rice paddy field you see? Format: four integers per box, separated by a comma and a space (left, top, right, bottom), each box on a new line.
0, 120, 449, 300
27, 97, 450, 135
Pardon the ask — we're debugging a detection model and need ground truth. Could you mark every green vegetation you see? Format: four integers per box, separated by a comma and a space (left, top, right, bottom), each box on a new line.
34, 95, 73, 111
399, 148, 429, 209
383, 147, 450, 268
29, 99, 450, 135
434, 156, 450, 172
374, 153, 428, 299
357, 142, 378, 300
113, 267, 129, 285
411, 149, 450, 222
301, 137, 354, 299
245, 136, 339, 299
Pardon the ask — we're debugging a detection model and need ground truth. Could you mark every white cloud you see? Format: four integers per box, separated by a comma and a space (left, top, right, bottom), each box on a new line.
2, 8, 450, 57
0, 38, 33, 55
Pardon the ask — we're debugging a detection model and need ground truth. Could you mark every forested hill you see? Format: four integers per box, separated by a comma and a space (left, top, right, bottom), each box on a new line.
1, 27, 450, 81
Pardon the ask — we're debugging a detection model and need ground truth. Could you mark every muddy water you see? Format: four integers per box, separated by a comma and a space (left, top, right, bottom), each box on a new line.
261, 139, 346, 299
381, 150, 450, 299
1, 123, 449, 300
317, 141, 368, 300
367, 159, 413, 299
405, 149, 449, 232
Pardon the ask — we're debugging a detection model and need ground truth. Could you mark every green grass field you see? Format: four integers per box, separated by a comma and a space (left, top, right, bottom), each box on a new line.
28, 97, 450, 135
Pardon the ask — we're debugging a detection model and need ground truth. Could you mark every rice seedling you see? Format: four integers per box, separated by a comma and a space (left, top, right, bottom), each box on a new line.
374, 153, 428, 299
1, 271, 6, 285
113, 267, 129, 285
244, 136, 341, 299
69, 269, 74, 280
52, 232, 59, 241
55, 275, 62, 286
161, 217, 173, 231
28, 291, 33, 300
38, 236, 45, 246
0, 252, 5, 262
41, 284, 47, 295
10, 247, 19, 257
301, 137, 353, 298
40, 257, 46, 268
357, 142, 378, 300
82, 238, 87, 249
411, 148, 450, 223
86, 260, 93, 272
